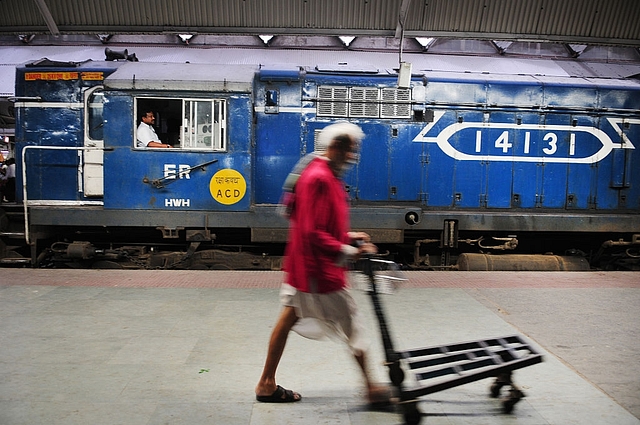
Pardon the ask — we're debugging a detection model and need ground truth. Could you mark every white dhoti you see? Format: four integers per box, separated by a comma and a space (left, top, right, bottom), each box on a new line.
280, 283, 370, 355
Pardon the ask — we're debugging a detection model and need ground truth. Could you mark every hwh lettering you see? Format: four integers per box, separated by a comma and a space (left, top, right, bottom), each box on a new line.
165, 199, 191, 207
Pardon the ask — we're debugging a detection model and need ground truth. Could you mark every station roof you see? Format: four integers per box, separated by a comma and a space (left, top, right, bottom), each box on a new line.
1, 0, 639, 48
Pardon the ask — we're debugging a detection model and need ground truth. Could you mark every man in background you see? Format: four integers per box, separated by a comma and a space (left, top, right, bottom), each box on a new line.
136, 110, 172, 148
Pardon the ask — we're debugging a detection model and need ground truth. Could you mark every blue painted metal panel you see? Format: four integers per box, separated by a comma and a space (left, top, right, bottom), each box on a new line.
511, 112, 542, 209
299, 72, 422, 204
412, 75, 640, 214
388, 124, 425, 203
425, 78, 487, 105
14, 61, 120, 202
253, 77, 304, 205
542, 80, 597, 109
103, 93, 253, 211
454, 110, 488, 208
348, 123, 390, 201
254, 112, 303, 204
17, 107, 82, 201
538, 113, 570, 208
486, 80, 543, 108
566, 115, 597, 210
258, 68, 301, 82
593, 85, 639, 110
305, 72, 391, 88
422, 113, 455, 207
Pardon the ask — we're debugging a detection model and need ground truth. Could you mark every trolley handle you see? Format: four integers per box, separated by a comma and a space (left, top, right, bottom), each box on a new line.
354, 254, 405, 295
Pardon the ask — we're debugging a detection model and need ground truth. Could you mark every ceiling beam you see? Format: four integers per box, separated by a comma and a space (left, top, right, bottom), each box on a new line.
395, 0, 412, 39
33, 0, 59, 36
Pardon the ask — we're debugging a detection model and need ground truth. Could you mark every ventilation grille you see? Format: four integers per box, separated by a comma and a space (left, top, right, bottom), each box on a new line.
381, 88, 411, 118
317, 86, 348, 117
349, 87, 380, 117
317, 86, 411, 118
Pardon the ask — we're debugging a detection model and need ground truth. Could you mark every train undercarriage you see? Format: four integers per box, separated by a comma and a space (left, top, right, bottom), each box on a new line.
1, 204, 638, 271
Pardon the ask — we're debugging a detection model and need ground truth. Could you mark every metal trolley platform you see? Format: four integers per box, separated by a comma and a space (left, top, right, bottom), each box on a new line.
360, 258, 544, 425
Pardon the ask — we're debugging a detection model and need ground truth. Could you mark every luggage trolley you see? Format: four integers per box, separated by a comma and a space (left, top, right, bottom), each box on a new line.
358, 257, 544, 425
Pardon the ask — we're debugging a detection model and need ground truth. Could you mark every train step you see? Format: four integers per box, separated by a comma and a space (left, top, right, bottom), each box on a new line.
3, 210, 24, 216
1, 205, 25, 238
0, 257, 31, 266
0, 232, 26, 239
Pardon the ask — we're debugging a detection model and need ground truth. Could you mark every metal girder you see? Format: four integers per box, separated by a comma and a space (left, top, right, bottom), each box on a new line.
395, 0, 413, 39
33, 0, 59, 36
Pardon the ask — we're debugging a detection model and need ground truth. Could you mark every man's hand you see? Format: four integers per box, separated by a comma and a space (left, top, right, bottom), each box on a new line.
358, 242, 378, 255
348, 232, 377, 256
348, 231, 371, 243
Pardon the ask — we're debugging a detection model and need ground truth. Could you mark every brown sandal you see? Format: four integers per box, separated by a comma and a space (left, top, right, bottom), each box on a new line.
256, 385, 301, 403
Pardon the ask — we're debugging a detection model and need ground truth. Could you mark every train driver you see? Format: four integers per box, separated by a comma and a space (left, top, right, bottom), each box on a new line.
136, 110, 172, 148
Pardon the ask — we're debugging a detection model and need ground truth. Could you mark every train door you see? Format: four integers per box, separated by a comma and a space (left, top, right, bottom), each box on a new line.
253, 68, 304, 205
83, 86, 105, 196
537, 112, 571, 209
453, 110, 490, 208
566, 114, 599, 210
511, 112, 544, 209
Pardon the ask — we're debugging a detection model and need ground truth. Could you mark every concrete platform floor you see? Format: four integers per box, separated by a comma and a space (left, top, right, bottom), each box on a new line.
0, 269, 638, 425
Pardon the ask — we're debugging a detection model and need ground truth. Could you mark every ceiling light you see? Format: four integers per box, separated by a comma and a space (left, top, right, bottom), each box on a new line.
97, 34, 112, 44
339, 36, 355, 47
415, 37, 435, 49
18, 35, 35, 44
178, 34, 194, 44
259, 35, 273, 45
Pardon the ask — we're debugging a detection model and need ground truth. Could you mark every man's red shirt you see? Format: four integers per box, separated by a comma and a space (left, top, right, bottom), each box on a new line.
283, 157, 351, 293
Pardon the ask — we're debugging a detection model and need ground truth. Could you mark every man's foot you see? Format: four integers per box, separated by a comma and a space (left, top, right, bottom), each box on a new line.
256, 385, 302, 403
367, 384, 393, 409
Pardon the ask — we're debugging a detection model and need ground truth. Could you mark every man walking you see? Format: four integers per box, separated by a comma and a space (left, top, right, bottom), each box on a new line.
255, 122, 388, 405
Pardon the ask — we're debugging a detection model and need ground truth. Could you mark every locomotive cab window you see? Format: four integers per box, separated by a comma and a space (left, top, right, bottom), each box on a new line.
135, 97, 226, 151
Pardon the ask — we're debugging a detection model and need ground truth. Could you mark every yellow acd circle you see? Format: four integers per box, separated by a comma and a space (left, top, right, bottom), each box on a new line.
210, 169, 247, 205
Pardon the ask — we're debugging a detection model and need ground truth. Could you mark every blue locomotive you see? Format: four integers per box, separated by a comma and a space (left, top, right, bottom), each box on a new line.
3, 50, 639, 270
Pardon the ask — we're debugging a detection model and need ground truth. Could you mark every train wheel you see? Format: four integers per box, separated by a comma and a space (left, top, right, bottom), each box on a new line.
388, 362, 405, 387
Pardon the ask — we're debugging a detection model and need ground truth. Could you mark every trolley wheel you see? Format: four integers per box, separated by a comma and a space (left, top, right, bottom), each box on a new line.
402, 402, 422, 425
389, 362, 405, 387
502, 388, 524, 414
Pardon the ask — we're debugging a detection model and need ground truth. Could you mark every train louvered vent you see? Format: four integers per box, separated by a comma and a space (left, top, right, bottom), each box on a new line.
349, 87, 380, 117
313, 128, 322, 151
317, 86, 411, 118
381, 88, 411, 118
318, 86, 348, 117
